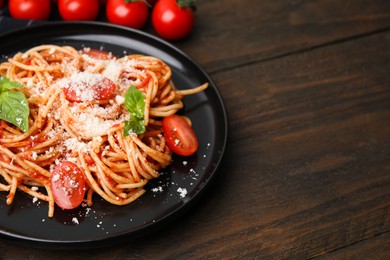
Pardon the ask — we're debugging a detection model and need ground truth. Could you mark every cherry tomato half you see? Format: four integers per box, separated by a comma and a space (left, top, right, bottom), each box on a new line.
162, 114, 198, 156
152, 0, 196, 40
63, 75, 117, 102
9, 0, 51, 20
50, 161, 86, 210
81, 48, 115, 60
58, 0, 100, 21
106, 0, 149, 29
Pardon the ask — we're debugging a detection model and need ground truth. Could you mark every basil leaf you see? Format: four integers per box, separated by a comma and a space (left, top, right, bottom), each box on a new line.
124, 85, 145, 118
124, 117, 145, 136
0, 91, 29, 132
123, 85, 146, 136
0, 76, 25, 92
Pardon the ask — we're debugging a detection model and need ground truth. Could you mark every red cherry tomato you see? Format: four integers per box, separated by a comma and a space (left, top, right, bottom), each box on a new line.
106, 0, 149, 29
81, 48, 115, 60
9, 0, 51, 20
162, 114, 198, 156
58, 0, 100, 21
152, 0, 196, 40
50, 161, 86, 210
63, 75, 117, 102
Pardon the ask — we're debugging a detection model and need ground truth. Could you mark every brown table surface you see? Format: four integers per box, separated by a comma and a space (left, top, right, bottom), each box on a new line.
1, 0, 389, 258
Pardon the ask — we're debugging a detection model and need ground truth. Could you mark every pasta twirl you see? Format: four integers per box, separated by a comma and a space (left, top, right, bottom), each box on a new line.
0, 45, 207, 217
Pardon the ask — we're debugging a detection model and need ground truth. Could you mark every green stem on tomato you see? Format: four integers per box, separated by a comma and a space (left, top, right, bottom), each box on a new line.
176, 0, 197, 11
124, 0, 152, 8
125, 0, 147, 5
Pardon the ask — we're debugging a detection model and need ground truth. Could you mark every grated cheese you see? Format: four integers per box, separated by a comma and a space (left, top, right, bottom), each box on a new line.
75, 112, 122, 137
177, 187, 187, 198
58, 72, 106, 102
63, 137, 88, 153
72, 217, 79, 225
103, 60, 122, 83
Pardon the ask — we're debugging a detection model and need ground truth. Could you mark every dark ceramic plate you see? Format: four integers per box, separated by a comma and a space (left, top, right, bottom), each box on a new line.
0, 22, 227, 247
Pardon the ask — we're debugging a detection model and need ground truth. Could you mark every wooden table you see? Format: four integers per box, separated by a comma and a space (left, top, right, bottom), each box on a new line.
0, 0, 389, 258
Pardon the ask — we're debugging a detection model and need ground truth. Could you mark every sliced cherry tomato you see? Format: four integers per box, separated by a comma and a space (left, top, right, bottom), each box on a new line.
81, 48, 115, 60
58, 0, 100, 21
9, 0, 51, 20
90, 77, 117, 100
50, 161, 86, 210
106, 0, 149, 29
162, 114, 198, 156
63, 74, 117, 102
152, 0, 196, 40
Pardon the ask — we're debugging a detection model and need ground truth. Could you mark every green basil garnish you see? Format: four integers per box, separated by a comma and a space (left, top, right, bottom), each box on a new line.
0, 76, 29, 132
123, 85, 145, 136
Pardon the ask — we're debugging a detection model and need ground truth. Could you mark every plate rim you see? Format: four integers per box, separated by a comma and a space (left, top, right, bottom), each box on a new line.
0, 21, 229, 247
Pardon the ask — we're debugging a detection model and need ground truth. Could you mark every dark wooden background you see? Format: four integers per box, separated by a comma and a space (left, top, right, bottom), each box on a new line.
0, 0, 389, 258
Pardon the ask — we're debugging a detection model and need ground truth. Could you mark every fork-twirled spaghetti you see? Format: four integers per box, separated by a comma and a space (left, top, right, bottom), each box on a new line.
0, 45, 207, 217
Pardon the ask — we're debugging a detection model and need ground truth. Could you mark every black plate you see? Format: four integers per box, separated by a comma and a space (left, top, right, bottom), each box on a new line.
0, 22, 228, 247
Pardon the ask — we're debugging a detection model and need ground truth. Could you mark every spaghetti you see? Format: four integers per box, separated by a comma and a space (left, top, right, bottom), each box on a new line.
0, 44, 207, 217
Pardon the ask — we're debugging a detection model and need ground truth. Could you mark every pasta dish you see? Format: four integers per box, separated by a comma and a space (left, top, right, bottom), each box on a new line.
0, 45, 207, 217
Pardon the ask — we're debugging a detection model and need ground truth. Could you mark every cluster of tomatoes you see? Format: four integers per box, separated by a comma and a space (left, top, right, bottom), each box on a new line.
2, 0, 197, 40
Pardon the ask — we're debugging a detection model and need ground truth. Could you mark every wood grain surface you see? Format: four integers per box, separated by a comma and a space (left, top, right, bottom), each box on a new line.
0, 0, 389, 259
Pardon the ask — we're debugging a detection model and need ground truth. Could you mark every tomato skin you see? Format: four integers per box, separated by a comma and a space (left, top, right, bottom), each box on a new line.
81, 48, 115, 60
63, 76, 117, 102
152, 0, 195, 40
92, 77, 117, 100
58, 0, 100, 21
50, 161, 86, 210
162, 114, 198, 156
106, 0, 149, 29
9, 0, 51, 20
